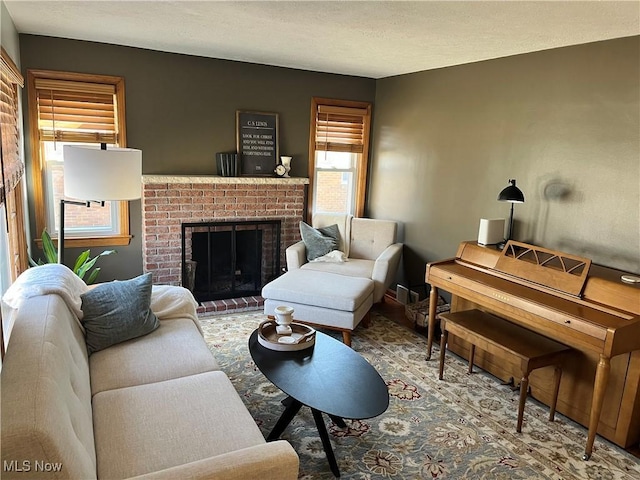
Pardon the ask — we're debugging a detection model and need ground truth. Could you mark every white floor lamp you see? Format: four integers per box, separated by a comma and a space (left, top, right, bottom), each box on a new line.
60, 144, 142, 264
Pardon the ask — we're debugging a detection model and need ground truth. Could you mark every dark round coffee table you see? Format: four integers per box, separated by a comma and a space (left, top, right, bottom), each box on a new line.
248, 329, 389, 477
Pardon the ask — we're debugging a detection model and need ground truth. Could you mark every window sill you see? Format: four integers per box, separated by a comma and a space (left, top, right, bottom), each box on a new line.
35, 234, 133, 250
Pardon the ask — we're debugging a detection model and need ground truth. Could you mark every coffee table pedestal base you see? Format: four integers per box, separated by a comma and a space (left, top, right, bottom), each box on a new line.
267, 397, 342, 477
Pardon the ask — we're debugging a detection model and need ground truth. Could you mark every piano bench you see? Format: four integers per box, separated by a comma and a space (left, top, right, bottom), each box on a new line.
438, 309, 572, 433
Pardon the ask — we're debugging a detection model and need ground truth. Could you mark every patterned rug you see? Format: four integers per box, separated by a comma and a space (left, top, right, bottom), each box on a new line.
199, 310, 640, 479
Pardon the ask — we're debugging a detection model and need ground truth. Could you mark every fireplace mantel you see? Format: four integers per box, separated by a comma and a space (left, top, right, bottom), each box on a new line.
143, 175, 309, 185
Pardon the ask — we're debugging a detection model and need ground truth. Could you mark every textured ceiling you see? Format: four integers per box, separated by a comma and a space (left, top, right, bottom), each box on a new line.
5, 1, 640, 78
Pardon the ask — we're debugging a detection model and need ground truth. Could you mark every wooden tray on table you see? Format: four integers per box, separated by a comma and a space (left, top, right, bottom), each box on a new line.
257, 318, 316, 351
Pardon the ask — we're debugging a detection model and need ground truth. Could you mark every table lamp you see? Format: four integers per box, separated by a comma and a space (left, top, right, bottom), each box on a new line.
60, 144, 142, 264
497, 179, 525, 247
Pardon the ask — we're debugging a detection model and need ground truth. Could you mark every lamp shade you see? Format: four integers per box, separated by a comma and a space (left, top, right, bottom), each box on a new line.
63, 145, 142, 200
497, 179, 525, 203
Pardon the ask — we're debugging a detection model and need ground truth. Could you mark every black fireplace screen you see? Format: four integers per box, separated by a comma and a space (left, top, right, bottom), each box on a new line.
181, 220, 281, 302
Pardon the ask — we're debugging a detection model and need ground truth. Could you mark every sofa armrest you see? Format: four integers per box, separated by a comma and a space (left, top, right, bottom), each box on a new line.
285, 241, 307, 270
128, 440, 299, 480
371, 243, 403, 302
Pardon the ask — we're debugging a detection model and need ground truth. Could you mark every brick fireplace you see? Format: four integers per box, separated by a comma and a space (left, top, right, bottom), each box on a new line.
141, 175, 308, 315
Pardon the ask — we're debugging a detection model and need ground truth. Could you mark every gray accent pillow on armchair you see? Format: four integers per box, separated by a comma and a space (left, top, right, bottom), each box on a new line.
81, 273, 159, 354
299, 221, 340, 262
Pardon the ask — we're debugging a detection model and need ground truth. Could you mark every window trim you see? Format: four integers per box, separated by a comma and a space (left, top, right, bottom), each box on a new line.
308, 97, 371, 219
27, 69, 132, 248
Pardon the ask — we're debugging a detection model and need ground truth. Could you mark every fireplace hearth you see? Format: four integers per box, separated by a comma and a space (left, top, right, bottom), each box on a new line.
182, 220, 281, 302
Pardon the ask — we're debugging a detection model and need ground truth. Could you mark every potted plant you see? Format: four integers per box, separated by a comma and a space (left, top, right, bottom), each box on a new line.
29, 229, 116, 284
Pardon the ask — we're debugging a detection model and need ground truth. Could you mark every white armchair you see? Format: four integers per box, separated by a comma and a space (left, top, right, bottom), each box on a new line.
286, 214, 403, 303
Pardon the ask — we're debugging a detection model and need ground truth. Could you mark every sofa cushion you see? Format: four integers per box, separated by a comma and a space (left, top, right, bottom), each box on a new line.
310, 250, 347, 263
262, 269, 373, 312
81, 273, 159, 354
264, 296, 373, 331
89, 318, 220, 395
302, 257, 374, 278
349, 218, 398, 261
92, 371, 267, 479
299, 221, 339, 261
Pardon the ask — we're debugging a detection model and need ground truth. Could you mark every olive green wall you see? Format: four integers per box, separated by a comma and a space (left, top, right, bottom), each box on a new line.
19, 35, 376, 280
369, 37, 640, 287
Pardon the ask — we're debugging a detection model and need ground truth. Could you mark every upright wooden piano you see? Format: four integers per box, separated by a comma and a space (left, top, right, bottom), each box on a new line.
425, 241, 640, 460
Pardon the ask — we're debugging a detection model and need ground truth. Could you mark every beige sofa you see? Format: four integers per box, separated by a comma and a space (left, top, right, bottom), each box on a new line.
1, 266, 298, 480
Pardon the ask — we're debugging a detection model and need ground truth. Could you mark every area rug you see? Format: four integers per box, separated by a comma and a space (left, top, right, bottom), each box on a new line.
199, 310, 640, 479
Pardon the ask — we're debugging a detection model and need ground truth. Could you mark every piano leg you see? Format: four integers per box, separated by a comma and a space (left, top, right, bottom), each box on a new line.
517, 373, 530, 433
426, 287, 439, 360
549, 366, 562, 423
583, 354, 611, 460
438, 329, 448, 380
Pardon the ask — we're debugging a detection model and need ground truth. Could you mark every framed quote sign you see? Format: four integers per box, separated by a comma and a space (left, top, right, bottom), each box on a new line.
236, 111, 279, 176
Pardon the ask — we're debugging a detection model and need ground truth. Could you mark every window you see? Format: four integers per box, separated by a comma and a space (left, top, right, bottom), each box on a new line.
27, 70, 132, 247
313, 151, 357, 214
0, 46, 27, 285
308, 98, 371, 218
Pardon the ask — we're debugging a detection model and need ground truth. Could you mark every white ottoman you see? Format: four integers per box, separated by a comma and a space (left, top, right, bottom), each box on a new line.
262, 270, 374, 347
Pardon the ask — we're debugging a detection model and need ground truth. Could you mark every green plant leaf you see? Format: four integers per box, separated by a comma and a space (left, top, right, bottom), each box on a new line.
76, 255, 100, 279
86, 267, 101, 285
41, 229, 58, 263
75, 264, 90, 280
73, 250, 91, 273
28, 229, 116, 284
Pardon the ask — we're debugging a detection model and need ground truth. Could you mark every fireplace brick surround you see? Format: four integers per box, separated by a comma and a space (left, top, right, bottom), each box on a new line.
141, 175, 309, 314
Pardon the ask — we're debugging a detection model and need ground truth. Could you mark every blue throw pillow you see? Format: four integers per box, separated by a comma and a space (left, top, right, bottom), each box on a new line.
81, 273, 159, 355
299, 221, 340, 261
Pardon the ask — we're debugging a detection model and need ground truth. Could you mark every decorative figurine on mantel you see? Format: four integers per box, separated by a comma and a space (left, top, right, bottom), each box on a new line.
275, 156, 292, 177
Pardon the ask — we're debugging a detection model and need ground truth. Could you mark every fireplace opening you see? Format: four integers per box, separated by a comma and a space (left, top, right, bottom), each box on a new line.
181, 220, 281, 302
